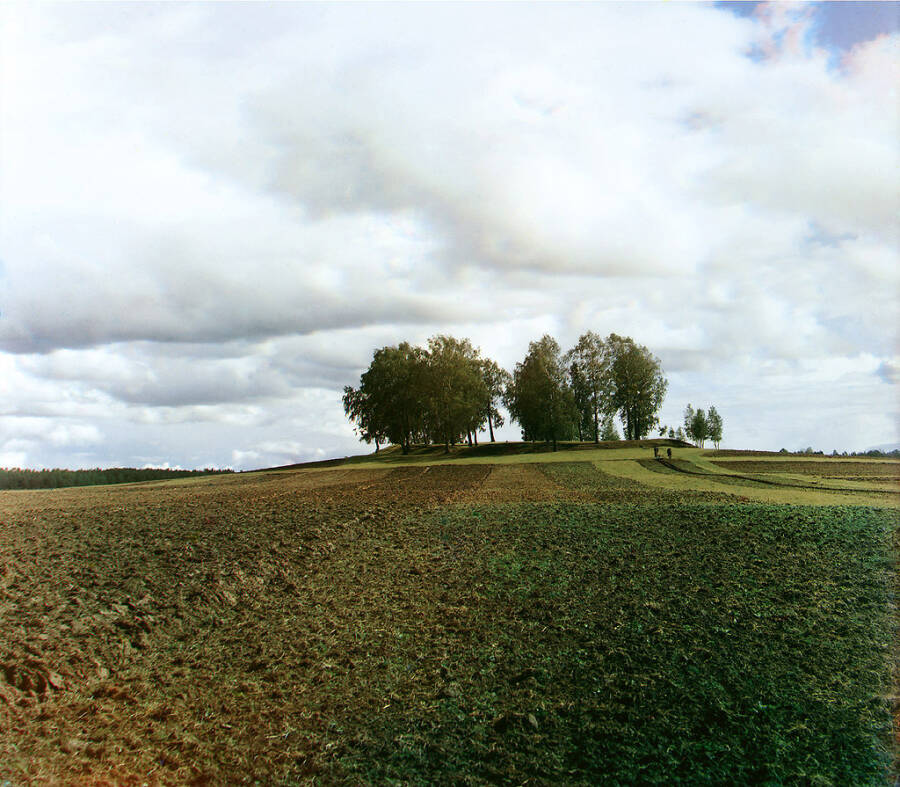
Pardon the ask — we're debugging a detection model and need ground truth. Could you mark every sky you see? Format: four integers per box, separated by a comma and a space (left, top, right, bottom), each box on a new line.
0, 1, 897, 471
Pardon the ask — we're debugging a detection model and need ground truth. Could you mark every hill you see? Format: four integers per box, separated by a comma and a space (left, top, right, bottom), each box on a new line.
1, 444, 897, 784
265, 438, 694, 471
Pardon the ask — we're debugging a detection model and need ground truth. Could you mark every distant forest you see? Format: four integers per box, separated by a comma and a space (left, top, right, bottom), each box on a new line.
0, 467, 233, 491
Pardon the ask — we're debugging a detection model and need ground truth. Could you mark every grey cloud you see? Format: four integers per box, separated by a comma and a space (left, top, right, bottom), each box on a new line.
0, 2, 896, 470
877, 360, 899, 385
19, 344, 357, 409
0, 265, 469, 355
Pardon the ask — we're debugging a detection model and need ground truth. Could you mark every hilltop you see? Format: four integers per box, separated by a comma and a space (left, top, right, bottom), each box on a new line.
266, 438, 694, 471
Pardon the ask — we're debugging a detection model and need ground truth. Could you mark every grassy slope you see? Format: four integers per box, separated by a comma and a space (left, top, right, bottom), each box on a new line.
269, 442, 899, 508
0, 446, 897, 785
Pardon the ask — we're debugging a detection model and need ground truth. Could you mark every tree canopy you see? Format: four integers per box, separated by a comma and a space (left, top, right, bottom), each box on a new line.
683, 403, 724, 449
424, 335, 488, 452
707, 406, 723, 449
344, 336, 495, 454
479, 358, 510, 443
504, 335, 578, 450
565, 330, 610, 443
344, 331, 671, 452
607, 335, 668, 440
343, 341, 427, 454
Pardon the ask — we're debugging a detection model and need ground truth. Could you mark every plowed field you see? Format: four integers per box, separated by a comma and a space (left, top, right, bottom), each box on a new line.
1, 453, 896, 785
712, 460, 900, 481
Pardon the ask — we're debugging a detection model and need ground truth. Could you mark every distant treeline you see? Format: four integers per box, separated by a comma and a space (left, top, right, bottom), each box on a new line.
786, 448, 900, 458
0, 467, 233, 491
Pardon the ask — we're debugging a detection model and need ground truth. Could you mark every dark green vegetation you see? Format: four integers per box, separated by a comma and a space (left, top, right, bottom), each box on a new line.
343, 331, 671, 452
678, 403, 724, 449
339, 504, 894, 786
0, 451, 896, 785
0, 466, 231, 491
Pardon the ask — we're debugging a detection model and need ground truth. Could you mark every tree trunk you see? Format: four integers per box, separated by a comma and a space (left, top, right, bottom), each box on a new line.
593, 407, 599, 444
467, 431, 473, 447
488, 413, 495, 442
473, 431, 478, 445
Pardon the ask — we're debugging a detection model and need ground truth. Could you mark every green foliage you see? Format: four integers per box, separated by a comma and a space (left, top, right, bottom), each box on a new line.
504, 335, 578, 450
425, 335, 489, 451
707, 405, 723, 449
607, 334, 668, 439
565, 331, 611, 443
691, 408, 709, 448
345, 332, 670, 452
564, 331, 668, 444
684, 404, 722, 449
599, 417, 620, 441
683, 403, 695, 442
567, 360, 594, 441
345, 337, 505, 454
853, 448, 900, 458
344, 341, 428, 454
480, 358, 510, 442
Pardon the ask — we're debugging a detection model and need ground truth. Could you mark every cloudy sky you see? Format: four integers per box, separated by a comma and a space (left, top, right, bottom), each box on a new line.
0, 1, 897, 470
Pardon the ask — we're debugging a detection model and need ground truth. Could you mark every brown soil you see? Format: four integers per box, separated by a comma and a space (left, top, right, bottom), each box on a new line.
454, 463, 587, 503
711, 460, 900, 480
0, 465, 491, 785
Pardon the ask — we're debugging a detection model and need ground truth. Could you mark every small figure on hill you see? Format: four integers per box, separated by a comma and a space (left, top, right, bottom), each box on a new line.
667, 448, 672, 459
653, 446, 659, 458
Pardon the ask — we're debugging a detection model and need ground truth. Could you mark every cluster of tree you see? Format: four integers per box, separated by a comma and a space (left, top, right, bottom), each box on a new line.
343, 336, 508, 454
505, 332, 666, 449
0, 466, 232, 491
679, 404, 724, 449
344, 331, 668, 453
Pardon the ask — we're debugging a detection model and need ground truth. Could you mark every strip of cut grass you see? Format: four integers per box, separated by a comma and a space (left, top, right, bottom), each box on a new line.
278, 443, 699, 471
537, 461, 730, 504
651, 458, 900, 501
609, 458, 899, 509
